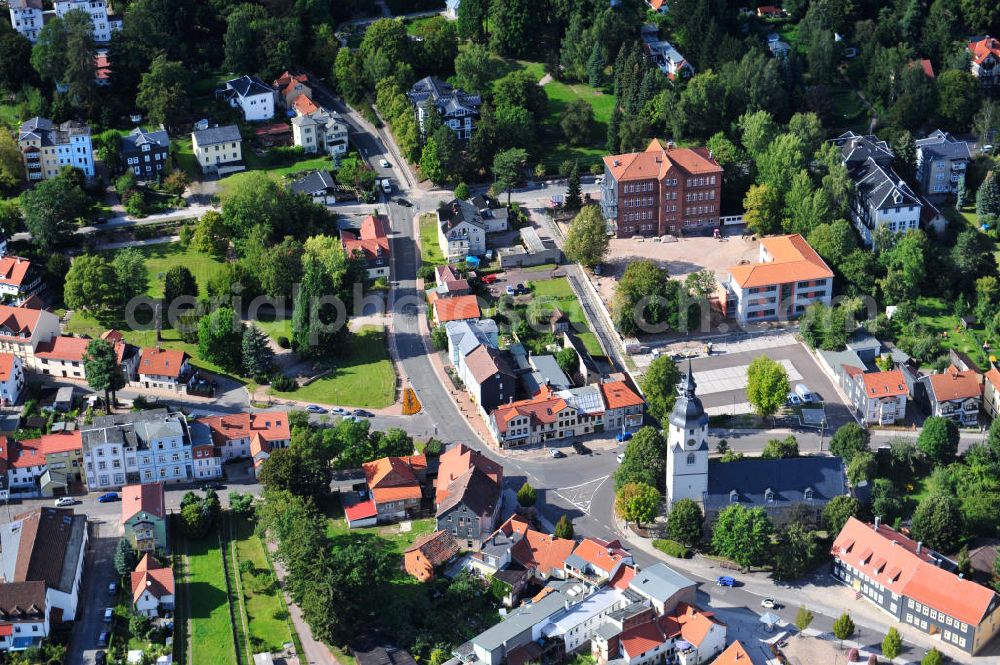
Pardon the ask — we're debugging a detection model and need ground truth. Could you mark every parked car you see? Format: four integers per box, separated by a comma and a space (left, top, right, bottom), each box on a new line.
515, 283, 525, 294
353, 409, 374, 418
97, 492, 119, 503
97, 631, 109, 647
794, 383, 816, 403
786, 393, 802, 406
107, 583, 116, 596
615, 431, 633, 442
379, 159, 390, 168
505, 285, 515, 296
395, 197, 412, 207
305, 404, 326, 414
331, 407, 347, 415
482, 274, 497, 284
716, 576, 735, 587
616, 453, 625, 463
103, 608, 113, 623
53, 497, 76, 507
761, 598, 778, 609
549, 449, 566, 458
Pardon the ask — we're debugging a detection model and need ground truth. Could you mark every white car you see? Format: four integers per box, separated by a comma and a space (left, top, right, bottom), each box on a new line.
616, 453, 625, 463
103, 607, 113, 622
53, 497, 75, 507
760, 598, 778, 609
379, 159, 390, 168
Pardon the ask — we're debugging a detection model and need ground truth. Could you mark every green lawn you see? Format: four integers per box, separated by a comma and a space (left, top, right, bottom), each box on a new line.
269, 325, 396, 407
528, 277, 604, 356
419, 213, 447, 267
172, 138, 200, 179
222, 154, 335, 189
327, 516, 436, 555
915, 296, 989, 368
0, 103, 20, 130
186, 532, 238, 665
828, 87, 870, 133
404, 16, 441, 35
232, 517, 294, 653
118, 242, 226, 299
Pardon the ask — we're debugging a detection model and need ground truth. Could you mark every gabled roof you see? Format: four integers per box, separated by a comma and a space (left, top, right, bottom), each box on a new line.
131, 554, 174, 602
713, 641, 752, 665
342, 214, 390, 264
986, 365, 1000, 393
0, 257, 34, 289
122, 482, 166, 523
293, 95, 319, 116
363, 456, 426, 504
34, 335, 89, 362
0, 581, 46, 623
1, 507, 86, 594
227, 74, 273, 99
925, 365, 982, 402
833, 517, 997, 625
491, 386, 575, 435
436, 466, 501, 517
289, 170, 336, 196
192, 124, 241, 147
435, 443, 502, 504
969, 36, 1000, 66
859, 369, 908, 399
407, 76, 482, 117
628, 562, 697, 605
38, 431, 82, 455
567, 537, 631, 575
600, 380, 644, 410
484, 515, 575, 577
705, 456, 847, 509
195, 411, 290, 446
434, 295, 480, 323
0, 306, 44, 340
463, 344, 514, 384
138, 348, 188, 378
0, 354, 18, 382
603, 138, 722, 182
915, 130, 971, 161
404, 530, 460, 566
122, 127, 169, 151
728, 234, 833, 289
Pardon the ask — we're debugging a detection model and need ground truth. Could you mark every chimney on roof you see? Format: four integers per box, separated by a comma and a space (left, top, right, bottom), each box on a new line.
613, 159, 620, 167
873, 516, 880, 529
916, 541, 923, 553
666, 140, 675, 150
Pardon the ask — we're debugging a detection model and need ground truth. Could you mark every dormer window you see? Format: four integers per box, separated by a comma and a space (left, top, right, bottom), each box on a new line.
804, 487, 814, 501
764, 488, 774, 503
729, 490, 739, 504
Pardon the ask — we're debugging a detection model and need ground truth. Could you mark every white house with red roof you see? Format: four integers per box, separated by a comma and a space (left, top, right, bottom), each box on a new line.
843, 366, 908, 425
101, 330, 140, 380
564, 537, 634, 586
0, 256, 42, 305
362, 455, 427, 523
137, 348, 191, 391
917, 364, 982, 427
487, 386, 581, 448
341, 215, 390, 279
599, 380, 645, 434
31, 335, 89, 380
195, 411, 290, 463
0, 305, 60, 366
969, 36, 1000, 90
0, 437, 47, 491
131, 554, 174, 617
122, 483, 167, 553
593, 602, 726, 665
0, 352, 24, 405
832, 517, 1000, 655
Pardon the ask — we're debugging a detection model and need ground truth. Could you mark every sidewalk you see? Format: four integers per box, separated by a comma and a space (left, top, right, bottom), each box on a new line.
268, 540, 340, 665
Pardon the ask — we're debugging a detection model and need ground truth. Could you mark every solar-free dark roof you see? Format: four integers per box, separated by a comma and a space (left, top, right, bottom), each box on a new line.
705, 456, 847, 511
192, 124, 241, 146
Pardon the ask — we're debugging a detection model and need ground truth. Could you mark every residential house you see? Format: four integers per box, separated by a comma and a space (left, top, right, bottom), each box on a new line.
36, 431, 83, 491
31, 336, 89, 380
195, 410, 290, 463
363, 455, 427, 524
474, 514, 575, 604
565, 538, 634, 586
446, 319, 499, 367
289, 170, 339, 204
0, 438, 47, 493
647, 0, 668, 14
0, 256, 42, 306
843, 366, 908, 425
100, 330, 140, 381
435, 445, 503, 548
341, 214, 391, 280
592, 602, 726, 665
434, 265, 471, 296
433, 295, 481, 325
757, 5, 784, 17
921, 197, 949, 235
219, 75, 275, 121
121, 482, 167, 552
18, 117, 94, 182
600, 380, 645, 434
601, 139, 723, 238
403, 530, 460, 582
0, 353, 24, 406
137, 348, 191, 392
81, 409, 193, 489
915, 130, 973, 197
121, 127, 170, 180
831, 131, 922, 247
54, 0, 119, 42
272, 71, 311, 109
488, 386, 582, 448
619, 563, 697, 615
8, 0, 43, 42
94, 49, 110, 86
0, 581, 50, 651
130, 554, 174, 617
722, 234, 834, 323
767, 32, 792, 57
191, 125, 244, 175
711, 642, 752, 665
832, 517, 1000, 655
188, 420, 222, 480
969, 36, 1000, 91
457, 344, 515, 412
0, 431, 82, 497
445, 0, 461, 19
407, 76, 482, 139
437, 201, 492, 261
641, 28, 693, 81
553, 386, 605, 437
984, 365, 1000, 419
291, 109, 349, 156
0, 507, 87, 623
918, 365, 982, 427
526, 354, 573, 393
0, 306, 60, 374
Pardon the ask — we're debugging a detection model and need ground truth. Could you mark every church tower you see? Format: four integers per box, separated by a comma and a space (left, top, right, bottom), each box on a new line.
665, 360, 709, 509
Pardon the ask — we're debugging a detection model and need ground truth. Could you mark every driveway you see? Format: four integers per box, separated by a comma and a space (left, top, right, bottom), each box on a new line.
68, 520, 118, 665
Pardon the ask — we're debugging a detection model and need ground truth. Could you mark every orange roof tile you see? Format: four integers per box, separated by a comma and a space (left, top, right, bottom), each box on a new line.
570, 537, 631, 574
986, 366, 1000, 393
196, 411, 291, 445
600, 380, 644, 410
435, 444, 502, 504
713, 641, 752, 665
674, 602, 719, 646
404, 530, 460, 566
130, 554, 174, 602
0, 257, 33, 289
610, 564, 637, 590
833, 517, 996, 625
491, 387, 574, 435
728, 234, 833, 289
860, 369, 907, 398
434, 295, 480, 323
122, 483, 166, 523
34, 335, 89, 361
620, 619, 666, 658
10, 439, 44, 469
363, 455, 425, 504
969, 36, 1000, 66
927, 365, 982, 402
0, 306, 43, 340
342, 214, 390, 262
603, 139, 722, 181
293, 95, 319, 116
0, 353, 16, 382
139, 348, 188, 378
38, 431, 82, 455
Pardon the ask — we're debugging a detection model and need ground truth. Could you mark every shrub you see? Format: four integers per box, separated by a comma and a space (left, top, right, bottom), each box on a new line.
276, 336, 291, 349
652, 539, 688, 558
417, 265, 437, 281
423, 438, 444, 456
271, 374, 296, 392
239, 560, 255, 575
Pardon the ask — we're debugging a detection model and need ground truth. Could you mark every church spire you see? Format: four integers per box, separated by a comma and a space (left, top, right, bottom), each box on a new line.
682, 358, 696, 397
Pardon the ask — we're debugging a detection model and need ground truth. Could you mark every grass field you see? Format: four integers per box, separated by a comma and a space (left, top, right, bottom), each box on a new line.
220, 154, 335, 192
419, 213, 447, 267
327, 516, 436, 555
915, 296, 989, 368
269, 325, 396, 407
529, 277, 604, 356
172, 138, 200, 179
186, 532, 238, 665
232, 517, 294, 653
0, 102, 20, 130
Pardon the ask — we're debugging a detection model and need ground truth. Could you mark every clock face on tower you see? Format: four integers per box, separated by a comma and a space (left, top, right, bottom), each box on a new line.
687, 439, 696, 447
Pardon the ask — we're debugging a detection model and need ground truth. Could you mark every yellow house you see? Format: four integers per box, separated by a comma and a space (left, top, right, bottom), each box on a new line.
191, 125, 244, 176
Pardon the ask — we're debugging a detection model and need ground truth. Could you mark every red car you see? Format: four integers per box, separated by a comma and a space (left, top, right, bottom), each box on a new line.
482, 274, 498, 284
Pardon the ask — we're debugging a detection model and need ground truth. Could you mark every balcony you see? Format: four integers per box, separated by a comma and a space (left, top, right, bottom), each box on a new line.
951, 162, 967, 171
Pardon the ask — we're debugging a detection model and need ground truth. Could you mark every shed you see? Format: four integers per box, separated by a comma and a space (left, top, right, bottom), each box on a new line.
53, 387, 74, 412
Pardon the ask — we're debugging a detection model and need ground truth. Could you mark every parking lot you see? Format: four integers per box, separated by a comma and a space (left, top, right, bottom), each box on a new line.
684, 342, 854, 428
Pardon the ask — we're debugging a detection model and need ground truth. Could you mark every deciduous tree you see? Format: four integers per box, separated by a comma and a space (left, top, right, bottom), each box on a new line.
64, 255, 123, 322
21, 176, 87, 251
112, 247, 148, 305
711, 504, 773, 569
828, 423, 870, 464
746, 356, 789, 419
823, 495, 861, 535
911, 494, 964, 552
762, 435, 799, 459
163, 265, 197, 305
615, 482, 660, 529
918, 416, 960, 465
773, 521, 819, 579
84, 338, 125, 409
832, 613, 855, 644
563, 205, 608, 268
666, 498, 703, 546
614, 427, 667, 491
639, 355, 681, 422
492, 148, 528, 206
198, 307, 244, 373
554, 515, 574, 539
882, 627, 902, 659
137, 54, 189, 130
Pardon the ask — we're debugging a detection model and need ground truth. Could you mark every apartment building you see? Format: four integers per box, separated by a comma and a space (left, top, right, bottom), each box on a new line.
194, 410, 290, 463
969, 36, 1000, 91
600, 139, 723, 238
292, 109, 349, 156
843, 366, 908, 425
7, 0, 43, 42
915, 130, 973, 197
121, 127, 170, 180
722, 234, 833, 323
18, 117, 94, 181
218, 75, 275, 121
917, 365, 982, 427
191, 125, 244, 176
54, 0, 120, 42
0, 353, 24, 405
80, 409, 193, 489
0, 306, 61, 367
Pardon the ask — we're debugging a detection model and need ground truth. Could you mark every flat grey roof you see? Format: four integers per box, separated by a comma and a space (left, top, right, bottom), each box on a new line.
630, 563, 696, 603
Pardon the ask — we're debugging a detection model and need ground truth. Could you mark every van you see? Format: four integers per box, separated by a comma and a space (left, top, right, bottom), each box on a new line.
794, 383, 815, 403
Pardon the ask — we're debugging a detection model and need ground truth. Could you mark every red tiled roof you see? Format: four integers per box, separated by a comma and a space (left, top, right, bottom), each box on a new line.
342, 214, 390, 263
38, 431, 82, 455
139, 348, 188, 378
101, 330, 128, 365
293, 95, 319, 116
986, 366, 1000, 393
0, 306, 43, 340
404, 530, 460, 566
0, 353, 16, 382
9, 439, 44, 469
34, 335, 89, 362
435, 444, 502, 504
0, 257, 33, 289
122, 483, 166, 523
969, 36, 1000, 66
434, 295, 480, 323
130, 554, 174, 602
674, 602, 719, 647
610, 564, 637, 590
196, 411, 290, 446
860, 369, 908, 398
603, 138, 722, 181
570, 537, 631, 574
343, 496, 377, 522
833, 517, 997, 625
363, 455, 426, 504
927, 365, 982, 402
620, 618, 667, 658
254, 123, 291, 137
95, 52, 110, 80
491, 386, 573, 435
600, 380, 644, 410
712, 641, 752, 664
728, 234, 833, 289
